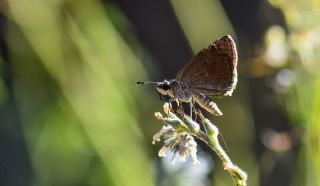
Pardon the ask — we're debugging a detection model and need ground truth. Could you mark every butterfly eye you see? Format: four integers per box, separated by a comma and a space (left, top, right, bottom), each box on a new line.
162, 82, 170, 90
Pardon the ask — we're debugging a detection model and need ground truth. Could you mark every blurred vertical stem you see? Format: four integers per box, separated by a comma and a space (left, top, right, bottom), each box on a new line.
170, 0, 235, 52
6, 0, 153, 185
309, 75, 320, 184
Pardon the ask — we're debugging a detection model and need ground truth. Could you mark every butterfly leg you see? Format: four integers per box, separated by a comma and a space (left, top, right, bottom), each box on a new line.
167, 98, 175, 114
167, 98, 183, 115
189, 100, 193, 119
193, 108, 199, 121
179, 104, 185, 118
176, 99, 185, 118
189, 98, 200, 120
194, 108, 203, 120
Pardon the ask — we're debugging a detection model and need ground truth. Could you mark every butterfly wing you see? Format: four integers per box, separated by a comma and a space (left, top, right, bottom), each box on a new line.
176, 35, 238, 97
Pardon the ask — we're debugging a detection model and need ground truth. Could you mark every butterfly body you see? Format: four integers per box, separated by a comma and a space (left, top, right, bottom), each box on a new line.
154, 79, 222, 115
138, 35, 238, 116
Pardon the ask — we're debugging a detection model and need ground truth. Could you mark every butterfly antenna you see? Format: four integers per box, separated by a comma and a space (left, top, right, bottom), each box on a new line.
136, 81, 159, 85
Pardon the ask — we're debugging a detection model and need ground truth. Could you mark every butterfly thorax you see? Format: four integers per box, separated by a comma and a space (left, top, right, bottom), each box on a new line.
170, 80, 192, 103
155, 79, 192, 103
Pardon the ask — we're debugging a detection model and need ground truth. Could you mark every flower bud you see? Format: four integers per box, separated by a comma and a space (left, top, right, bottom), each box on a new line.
202, 118, 219, 139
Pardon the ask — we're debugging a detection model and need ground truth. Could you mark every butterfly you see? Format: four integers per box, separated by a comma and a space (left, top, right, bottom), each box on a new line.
137, 35, 238, 116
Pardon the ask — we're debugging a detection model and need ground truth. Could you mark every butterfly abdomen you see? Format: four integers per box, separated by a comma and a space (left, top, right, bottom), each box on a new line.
192, 93, 223, 116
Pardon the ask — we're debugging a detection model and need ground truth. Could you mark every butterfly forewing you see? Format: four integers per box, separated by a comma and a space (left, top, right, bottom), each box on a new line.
187, 54, 235, 96
176, 35, 238, 97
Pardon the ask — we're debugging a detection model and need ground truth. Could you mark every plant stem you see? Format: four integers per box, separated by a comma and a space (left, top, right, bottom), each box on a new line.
182, 113, 247, 186
155, 104, 247, 186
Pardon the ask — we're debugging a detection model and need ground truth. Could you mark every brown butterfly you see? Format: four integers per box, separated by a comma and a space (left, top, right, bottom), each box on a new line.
137, 35, 238, 116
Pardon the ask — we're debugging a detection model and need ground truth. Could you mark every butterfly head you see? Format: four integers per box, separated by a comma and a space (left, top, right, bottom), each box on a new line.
155, 79, 172, 96
137, 79, 173, 97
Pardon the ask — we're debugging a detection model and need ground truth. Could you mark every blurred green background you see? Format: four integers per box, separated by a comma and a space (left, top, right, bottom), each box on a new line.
0, 0, 319, 186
